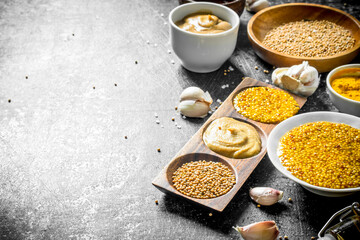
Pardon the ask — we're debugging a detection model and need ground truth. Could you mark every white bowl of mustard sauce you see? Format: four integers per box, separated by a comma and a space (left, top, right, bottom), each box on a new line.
169, 2, 240, 73
267, 112, 360, 197
326, 64, 360, 117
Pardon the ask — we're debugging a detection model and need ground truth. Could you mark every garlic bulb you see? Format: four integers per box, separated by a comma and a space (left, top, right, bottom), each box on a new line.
250, 187, 283, 206
178, 87, 212, 118
234, 221, 280, 240
272, 61, 320, 96
246, 0, 270, 13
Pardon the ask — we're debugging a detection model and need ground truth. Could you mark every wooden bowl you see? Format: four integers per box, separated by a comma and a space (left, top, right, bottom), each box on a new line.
178, 0, 245, 16
247, 3, 360, 73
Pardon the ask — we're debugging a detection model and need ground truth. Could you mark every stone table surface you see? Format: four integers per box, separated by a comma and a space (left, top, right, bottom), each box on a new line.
0, 0, 359, 239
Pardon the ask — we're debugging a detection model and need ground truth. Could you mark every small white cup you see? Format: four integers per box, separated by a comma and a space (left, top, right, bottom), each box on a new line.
326, 64, 360, 117
169, 2, 240, 73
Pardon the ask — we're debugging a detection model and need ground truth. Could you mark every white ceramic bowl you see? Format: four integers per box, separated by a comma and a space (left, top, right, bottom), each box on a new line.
267, 112, 360, 197
169, 2, 240, 73
326, 64, 360, 117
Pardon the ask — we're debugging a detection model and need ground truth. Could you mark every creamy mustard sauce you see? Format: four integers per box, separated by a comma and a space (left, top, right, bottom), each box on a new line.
176, 12, 232, 34
203, 117, 261, 159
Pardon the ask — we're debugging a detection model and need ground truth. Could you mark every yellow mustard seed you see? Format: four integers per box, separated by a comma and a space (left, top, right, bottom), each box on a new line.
172, 160, 236, 199
279, 121, 360, 189
233, 87, 299, 123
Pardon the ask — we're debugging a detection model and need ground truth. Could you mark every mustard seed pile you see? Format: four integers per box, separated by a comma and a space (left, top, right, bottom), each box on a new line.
233, 87, 299, 123
279, 122, 360, 189
172, 160, 236, 199
262, 20, 356, 57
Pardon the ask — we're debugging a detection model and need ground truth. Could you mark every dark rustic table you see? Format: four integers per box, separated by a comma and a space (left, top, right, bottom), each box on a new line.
0, 0, 359, 239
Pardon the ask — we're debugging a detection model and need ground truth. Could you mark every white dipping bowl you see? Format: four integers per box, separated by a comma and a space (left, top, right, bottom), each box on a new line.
326, 64, 360, 117
169, 2, 240, 73
267, 112, 360, 197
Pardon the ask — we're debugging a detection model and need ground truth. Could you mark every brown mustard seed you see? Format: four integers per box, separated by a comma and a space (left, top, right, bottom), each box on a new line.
157, 148, 161, 152
172, 160, 236, 199
155, 200, 158, 205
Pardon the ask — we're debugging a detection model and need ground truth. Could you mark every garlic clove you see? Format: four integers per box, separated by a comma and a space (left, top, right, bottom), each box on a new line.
246, 0, 270, 12
299, 66, 318, 84
179, 100, 210, 118
180, 87, 212, 104
271, 67, 288, 86
249, 187, 283, 206
280, 74, 300, 91
234, 221, 279, 240
287, 61, 308, 79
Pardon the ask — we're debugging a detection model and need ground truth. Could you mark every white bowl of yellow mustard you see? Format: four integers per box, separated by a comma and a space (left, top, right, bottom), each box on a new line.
326, 64, 360, 117
169, 2, 240, 73
268, 111, 360, 197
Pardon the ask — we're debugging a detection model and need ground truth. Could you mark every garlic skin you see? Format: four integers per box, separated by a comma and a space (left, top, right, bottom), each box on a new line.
249, 187, 284, 206
272, 61, 320, 96
246, 0, 270, 13
234, 221, 280, 240
178, 87, 213, 118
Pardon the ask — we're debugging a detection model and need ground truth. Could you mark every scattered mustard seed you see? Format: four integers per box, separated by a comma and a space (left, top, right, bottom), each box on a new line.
215, 106, 218, 109
93, 86, 95, 89
209, 213, 213, 217
72, 33, 75, 36
311, 237, 316, 240
273, 66, 276, 69
114, 83, 117, 86
242, 77, 245, 80
25, 76, 28, 79
155, 200, 158, 205
135, 61, 138, 64
157, 148, 161, 152
264, 70, 269, 74
175, 106, 178, 110
218, 126, 221, 130
288, 197, 293, 203
284, 236, 289, 239
255, 66, 259, 70
279, 237, 282, 240
171, 117, 175, 121
125, 136, 128, 139
8, 99, 11, 103
257, 204, 261, 208
224, 73, 227, 76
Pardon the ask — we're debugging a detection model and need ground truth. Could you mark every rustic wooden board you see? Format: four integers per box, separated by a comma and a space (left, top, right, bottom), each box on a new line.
152, 77, 307, 212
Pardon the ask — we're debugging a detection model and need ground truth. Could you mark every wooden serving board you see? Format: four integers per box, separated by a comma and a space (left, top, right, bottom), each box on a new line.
152, 77, 307, 212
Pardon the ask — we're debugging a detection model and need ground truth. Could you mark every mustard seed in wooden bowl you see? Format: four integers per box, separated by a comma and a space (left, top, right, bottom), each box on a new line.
172, 160, 236, 199
262, 20, 356, 58
233, 87, 299, 123
279, 121, 360, 189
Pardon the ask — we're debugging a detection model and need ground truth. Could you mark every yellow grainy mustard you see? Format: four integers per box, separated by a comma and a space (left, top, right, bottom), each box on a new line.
233, 87, 299, 123
172, 160, 236, 199
279, 121, 360, 189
